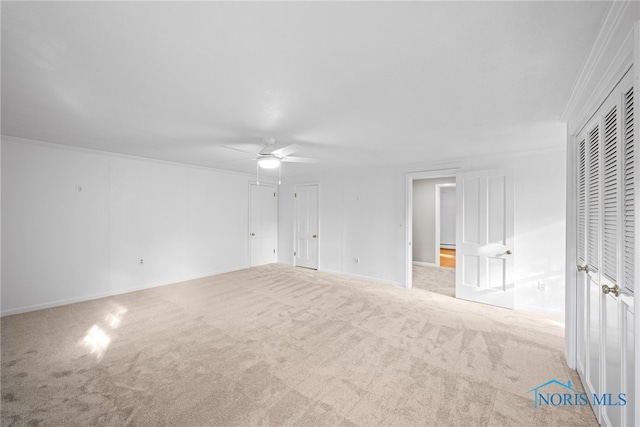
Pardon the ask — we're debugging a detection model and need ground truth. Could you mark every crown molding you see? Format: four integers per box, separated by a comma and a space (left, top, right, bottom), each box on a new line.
561, 1, 637, 134
0, 135, 258, 179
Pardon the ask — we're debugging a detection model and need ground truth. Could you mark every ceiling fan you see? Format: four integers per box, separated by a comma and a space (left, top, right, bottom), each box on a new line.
252, 137, 319, 169
221, 137, 319, 184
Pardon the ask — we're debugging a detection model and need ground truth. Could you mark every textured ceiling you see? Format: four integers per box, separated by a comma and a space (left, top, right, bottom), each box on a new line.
1, 1, 610, 177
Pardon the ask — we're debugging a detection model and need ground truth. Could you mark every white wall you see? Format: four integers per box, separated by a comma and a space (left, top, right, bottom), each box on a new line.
1, 138, 255, 315
474, 150, 567, 315
278, 169, 406, 285
2, 138, 567, 316
279, 148, 567, 315
412, 177, 456, 264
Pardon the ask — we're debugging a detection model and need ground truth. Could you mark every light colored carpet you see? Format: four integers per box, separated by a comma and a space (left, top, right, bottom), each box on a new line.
2, 264, 596, 426
413, 264, 456, 297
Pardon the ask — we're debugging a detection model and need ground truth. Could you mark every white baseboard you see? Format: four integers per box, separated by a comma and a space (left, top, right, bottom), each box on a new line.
514, 304, 565, 320
318, 268, 404, 288
440, 244, 456, 250
1, 266, 247, 317
413, 261, 438, 267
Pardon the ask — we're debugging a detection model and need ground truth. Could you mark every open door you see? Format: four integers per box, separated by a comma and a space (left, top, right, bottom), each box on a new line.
455, 169, 514, 309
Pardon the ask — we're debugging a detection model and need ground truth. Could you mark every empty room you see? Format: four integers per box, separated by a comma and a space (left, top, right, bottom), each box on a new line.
1, 1, 639, 426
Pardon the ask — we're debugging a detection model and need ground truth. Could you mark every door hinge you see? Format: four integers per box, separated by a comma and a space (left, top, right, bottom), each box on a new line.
273, 249, 276, 254
294, 193, 297, 198
274, 192, 276, 197
294, 251, 297, 256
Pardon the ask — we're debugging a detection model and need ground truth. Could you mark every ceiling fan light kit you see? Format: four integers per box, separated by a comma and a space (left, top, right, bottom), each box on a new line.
257, 156, 281, 169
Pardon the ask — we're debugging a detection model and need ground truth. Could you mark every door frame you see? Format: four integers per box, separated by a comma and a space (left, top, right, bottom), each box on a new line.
248, 181, 278, 267
405, 168, 460, 289
293, 182, 320, 269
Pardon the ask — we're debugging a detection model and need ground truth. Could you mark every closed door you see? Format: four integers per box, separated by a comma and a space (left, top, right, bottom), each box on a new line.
294, 184, 319, 269
249, 183, 277, 267
575, 69, 635, 427
455, 169, 514, 309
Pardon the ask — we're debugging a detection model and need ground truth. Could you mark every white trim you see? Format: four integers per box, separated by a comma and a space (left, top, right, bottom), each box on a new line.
565, 132, 578, 370
0, 267, 247, 317
0, 135, 267, 180
435, 184, 441, 267
440, 244, 456, 250
402, 147, 565, 174
405, 167, 461, 289
319, 268, 404, 289
563, 2, 636, 136
516, 304, 565, 318
634, 20, 640, 427
562, 1, 634, 123
572, 38, 633, 137
413, 261, 438, 267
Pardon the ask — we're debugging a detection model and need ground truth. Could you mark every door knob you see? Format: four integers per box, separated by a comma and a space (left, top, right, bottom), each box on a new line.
505, 250, 512, 255
250, 233, 255, 236
602, 284, 619, 297
577, 265, 589, 272
313, 235, 317, 238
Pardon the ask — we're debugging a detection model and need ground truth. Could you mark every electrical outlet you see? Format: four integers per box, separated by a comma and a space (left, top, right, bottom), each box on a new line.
538, 280, 545, 291
140, 259, 144, 265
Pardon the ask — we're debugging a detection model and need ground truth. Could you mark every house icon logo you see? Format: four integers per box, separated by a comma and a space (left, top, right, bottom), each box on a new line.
528, 379, 576, 408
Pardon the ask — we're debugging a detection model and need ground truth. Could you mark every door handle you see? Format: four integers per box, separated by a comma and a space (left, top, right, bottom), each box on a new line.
602, 284, 619, 297
504, 250, 512, 255
577, 265, 589, 272
313, 235, 317, 238
250, 233, 255, 236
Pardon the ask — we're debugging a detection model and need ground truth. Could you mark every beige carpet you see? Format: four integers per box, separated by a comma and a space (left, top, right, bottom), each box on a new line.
413, 264, 456, 297
2, 264, 596, 426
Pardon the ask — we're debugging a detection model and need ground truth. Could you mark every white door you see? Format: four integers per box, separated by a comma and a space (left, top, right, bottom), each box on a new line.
455, 169, 514, 309
249, 183, 277, 267
578, 121, 604, 414
294, 184, 319, 269
575, 70, 635, 427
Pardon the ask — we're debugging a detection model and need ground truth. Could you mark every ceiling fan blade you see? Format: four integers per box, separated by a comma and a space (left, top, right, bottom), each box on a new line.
221, 143, 263, 154
271, 144, 301, 158
281, 156, 320, 164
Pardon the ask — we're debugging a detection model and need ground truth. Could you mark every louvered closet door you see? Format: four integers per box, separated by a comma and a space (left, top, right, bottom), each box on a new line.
575, 69, 635, 427
582, 118, 602, 412
576, 135, 589, 388
618, 81, 636, 427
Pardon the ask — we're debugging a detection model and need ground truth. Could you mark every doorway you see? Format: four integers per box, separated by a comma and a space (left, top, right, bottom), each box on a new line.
406, 168, 515, 310
436, 183, 457, 268
405, 169, 459, 290
410, 177, 457, 296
